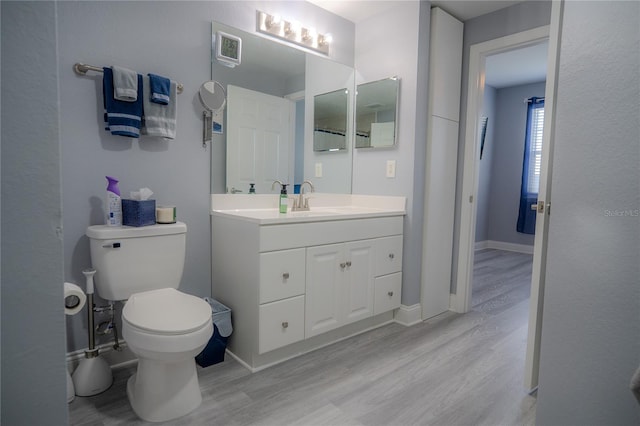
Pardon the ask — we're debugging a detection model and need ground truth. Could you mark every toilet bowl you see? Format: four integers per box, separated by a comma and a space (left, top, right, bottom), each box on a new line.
122, 288, 213, 423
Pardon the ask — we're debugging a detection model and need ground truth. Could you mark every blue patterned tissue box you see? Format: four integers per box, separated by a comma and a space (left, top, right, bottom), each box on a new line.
122, 199, 156, 227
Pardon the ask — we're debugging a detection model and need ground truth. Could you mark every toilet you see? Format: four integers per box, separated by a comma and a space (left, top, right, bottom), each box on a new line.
86, 222, 213, 423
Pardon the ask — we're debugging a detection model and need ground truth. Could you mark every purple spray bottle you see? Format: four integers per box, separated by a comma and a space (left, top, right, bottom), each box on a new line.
106, 176, 122, 226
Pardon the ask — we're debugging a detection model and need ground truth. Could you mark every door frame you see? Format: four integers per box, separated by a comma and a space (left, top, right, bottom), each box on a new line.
452, 24, 550, 312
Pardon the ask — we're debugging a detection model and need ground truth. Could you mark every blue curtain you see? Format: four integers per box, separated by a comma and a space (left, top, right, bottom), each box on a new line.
517, 97, 544, 234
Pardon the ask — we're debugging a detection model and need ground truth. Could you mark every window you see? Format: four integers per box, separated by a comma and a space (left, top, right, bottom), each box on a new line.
526, 103, 545, 194
517, 97, 544, 235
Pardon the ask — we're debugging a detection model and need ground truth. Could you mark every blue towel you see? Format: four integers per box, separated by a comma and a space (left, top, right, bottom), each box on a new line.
148, 73, 170, 105
103, 67, 143, 138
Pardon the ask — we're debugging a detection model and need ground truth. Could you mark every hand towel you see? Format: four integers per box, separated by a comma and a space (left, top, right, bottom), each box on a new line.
148, 73, 171, 105
141, 75, 177, 139
103, 67, 143, 138
112, 65, 138, 102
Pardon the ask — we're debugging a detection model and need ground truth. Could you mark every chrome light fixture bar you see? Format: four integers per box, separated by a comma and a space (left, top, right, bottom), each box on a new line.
257, 11, 331, 55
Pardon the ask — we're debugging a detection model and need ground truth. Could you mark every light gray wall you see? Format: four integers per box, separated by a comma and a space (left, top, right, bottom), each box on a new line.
58, 1, 355, 353
536, 1, 640, 423
1, 2, 68, 424
487, 81, 545, 245
353, 1, 430, 306
475, 84, 496, 242
451, 0, 551, 293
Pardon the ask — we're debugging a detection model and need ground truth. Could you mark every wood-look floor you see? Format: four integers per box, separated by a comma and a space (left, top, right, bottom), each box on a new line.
69, 249, 535, 426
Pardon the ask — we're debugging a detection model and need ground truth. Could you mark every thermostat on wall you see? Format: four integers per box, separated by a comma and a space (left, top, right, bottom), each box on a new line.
216, 31, 242, 68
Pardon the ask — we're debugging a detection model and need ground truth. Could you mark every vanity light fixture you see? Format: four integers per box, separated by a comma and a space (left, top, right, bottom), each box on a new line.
257, 11, 330, 55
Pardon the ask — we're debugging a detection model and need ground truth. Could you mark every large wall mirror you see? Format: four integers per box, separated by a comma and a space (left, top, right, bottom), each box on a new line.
313, 88, 348, 152
355, 77, 400, 149
210, 21, 354, 195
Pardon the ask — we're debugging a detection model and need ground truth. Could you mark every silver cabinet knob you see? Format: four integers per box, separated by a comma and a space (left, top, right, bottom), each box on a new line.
388, 291, 394, 297
388, 253, 395, 259
282, 321, 289, 329
283, 272, 290, 280
346, 261, 352, 267
340, 262, 346, 269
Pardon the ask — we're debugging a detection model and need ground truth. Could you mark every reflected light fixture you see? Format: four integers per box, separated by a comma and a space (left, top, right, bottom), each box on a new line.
257, 11, 331, 55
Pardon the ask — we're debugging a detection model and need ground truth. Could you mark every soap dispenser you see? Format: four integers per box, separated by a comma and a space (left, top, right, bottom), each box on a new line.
249, 183, 256, 194
279, 184, 289, 213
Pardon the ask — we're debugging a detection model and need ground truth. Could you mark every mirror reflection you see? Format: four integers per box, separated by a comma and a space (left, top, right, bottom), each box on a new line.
355, 77, 400, 148
210, 21, 354, 194
313, 88, 348, 152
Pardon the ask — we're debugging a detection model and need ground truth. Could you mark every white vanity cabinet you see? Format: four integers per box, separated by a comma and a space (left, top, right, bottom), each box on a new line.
211, 195, 405, 371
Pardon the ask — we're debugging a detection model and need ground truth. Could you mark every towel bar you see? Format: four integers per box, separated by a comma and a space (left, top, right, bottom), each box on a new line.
74, 63, 184, 94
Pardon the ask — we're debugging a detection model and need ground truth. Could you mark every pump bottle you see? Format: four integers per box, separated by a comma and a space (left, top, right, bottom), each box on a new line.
279, 184, 289, 214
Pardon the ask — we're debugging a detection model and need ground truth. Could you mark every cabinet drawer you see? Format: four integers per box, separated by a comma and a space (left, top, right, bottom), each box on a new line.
375, 236, 403, 276
258, 295, 305, 354
260, 249, 306, 304
374, 273, 401, 314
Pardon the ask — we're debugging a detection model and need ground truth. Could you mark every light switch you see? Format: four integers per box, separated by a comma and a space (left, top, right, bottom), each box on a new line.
315, 162, 323, 178
386, 160, 396, 178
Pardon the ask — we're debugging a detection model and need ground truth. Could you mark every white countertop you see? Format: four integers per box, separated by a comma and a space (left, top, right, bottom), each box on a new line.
211, 193, 406, 225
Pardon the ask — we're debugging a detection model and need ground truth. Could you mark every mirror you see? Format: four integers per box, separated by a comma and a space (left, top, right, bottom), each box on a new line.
210, 21, 354, 195
355, 77, 400, 149
313, 88, 348, 152
198, 81, 226, 146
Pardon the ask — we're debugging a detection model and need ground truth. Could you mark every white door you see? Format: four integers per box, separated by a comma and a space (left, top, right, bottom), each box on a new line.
343, 240, 375, 324
524, 0, 563, 391
226, 85, 292, 194
305, 244, 343, 338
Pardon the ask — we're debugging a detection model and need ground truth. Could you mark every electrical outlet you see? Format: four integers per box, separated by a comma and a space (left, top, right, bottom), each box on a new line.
386, 160, 396, 178
315, 162, 323, 178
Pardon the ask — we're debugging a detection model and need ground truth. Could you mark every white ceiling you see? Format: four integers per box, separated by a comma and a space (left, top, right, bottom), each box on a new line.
485, 40, 549, 88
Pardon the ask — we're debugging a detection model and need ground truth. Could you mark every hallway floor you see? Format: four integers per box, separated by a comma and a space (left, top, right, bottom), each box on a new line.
69, 249, 535, 426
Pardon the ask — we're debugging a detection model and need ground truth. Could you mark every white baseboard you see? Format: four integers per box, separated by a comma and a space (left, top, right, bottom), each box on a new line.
475, 240, 534, 254
66, 341, 137, 372
394, 304, 422, 326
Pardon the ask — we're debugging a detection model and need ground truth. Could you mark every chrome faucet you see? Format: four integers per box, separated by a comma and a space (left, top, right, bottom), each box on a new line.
293, 180, 315, 211
271, 180, 284, 192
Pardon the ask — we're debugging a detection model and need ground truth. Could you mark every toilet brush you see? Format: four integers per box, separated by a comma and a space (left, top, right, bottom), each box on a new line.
72, 268, 113, 396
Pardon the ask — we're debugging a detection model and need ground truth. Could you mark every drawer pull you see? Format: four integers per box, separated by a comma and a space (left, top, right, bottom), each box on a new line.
282, 321, 289, 329
340, 262, 346, 269
282, 272, 290, 280
388, 253, 395, 259
388, 291, 394, 297
346, 261, 352, 267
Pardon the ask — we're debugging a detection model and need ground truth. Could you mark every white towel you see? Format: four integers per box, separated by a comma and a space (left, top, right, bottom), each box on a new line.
141, 75, 177, 139
112, 65, 138, 102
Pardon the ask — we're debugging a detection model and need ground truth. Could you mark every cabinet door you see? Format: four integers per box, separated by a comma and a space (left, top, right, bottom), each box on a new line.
344, 240, 375, 324
305, 244, 343, 338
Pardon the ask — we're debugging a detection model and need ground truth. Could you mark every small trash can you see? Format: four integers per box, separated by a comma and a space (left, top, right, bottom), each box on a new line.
196, 297, 232, 367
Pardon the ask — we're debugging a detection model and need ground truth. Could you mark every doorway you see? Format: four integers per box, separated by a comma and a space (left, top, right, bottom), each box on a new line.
455, 3, 563, 390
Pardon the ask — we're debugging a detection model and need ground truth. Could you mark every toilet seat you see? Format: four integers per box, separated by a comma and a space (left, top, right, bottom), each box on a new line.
123, 288, 211, 335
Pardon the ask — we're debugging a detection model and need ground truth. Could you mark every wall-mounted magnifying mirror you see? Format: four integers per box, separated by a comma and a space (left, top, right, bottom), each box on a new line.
313, 88, 348, 152
199, 80, 226, 146
355, 77, 400, 149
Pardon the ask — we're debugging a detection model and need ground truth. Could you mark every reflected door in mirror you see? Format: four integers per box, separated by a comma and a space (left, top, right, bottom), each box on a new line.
226, 85, 292, 194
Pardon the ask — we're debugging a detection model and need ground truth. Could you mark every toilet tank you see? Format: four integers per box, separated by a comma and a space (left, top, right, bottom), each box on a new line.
86, 222, 187, 301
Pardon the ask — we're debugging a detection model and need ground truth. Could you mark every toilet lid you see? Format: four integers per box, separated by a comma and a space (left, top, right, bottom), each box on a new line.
123, 288, 211, 334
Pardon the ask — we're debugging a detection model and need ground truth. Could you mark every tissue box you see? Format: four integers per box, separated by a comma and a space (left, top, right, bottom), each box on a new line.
122, 199, 156, 227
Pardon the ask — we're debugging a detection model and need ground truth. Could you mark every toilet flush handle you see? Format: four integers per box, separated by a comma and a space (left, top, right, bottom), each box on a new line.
102, 242, 121, 248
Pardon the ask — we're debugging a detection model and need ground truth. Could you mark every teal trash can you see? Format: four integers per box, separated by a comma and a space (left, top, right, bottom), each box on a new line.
196, 298, 232, 367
